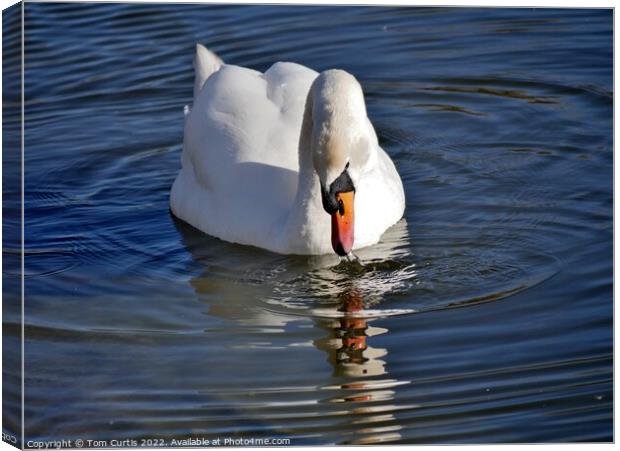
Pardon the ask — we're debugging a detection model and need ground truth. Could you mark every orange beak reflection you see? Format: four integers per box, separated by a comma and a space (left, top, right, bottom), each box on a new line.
331, 191, 355, 256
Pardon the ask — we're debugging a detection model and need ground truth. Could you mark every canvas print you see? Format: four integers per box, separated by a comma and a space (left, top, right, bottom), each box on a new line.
2, 2, 613, 447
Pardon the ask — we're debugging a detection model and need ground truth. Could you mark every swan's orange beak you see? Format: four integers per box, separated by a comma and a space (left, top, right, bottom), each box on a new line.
331, 191, 355, 256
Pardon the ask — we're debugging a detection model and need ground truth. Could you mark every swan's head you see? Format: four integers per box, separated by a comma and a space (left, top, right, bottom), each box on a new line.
304, 70, 372, 256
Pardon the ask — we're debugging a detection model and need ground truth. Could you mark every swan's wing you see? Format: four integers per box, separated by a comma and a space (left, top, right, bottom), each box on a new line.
172, 59, 317, 250
184, 61, 317, 195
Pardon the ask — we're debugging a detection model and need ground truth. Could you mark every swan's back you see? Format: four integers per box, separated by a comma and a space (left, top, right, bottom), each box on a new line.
171, 51, 318, 250
187, 62, 317, 178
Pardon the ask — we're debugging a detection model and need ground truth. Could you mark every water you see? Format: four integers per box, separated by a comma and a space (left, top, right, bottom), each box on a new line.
3, 4, 612, 445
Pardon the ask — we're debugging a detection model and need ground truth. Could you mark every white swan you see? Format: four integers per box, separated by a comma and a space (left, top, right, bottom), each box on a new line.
170, 44, 405, 256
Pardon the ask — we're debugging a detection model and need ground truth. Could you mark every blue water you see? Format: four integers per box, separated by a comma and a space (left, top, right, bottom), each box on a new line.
3, 4, 612, 445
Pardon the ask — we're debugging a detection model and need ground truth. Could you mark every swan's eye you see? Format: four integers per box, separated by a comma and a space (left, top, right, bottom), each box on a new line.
321, 168, 355, 215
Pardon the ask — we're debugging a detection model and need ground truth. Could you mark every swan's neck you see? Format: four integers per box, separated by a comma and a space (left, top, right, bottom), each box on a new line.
296, 132, 323, 212
283, 71, 373, 254
282, 93, 331, 253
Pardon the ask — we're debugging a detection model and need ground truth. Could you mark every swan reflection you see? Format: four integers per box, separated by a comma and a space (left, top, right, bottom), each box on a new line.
174, 216, 414, 444
314, 288, 388, 378
313, 286, 414, 445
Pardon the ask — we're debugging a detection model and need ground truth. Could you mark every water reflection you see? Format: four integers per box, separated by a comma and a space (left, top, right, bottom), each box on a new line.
175, 216, 413, 444
314, 288, 387, 378
315, 288, 407, 445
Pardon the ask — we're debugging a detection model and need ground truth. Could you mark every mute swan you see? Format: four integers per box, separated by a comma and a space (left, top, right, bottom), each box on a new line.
170, 44, 405, 256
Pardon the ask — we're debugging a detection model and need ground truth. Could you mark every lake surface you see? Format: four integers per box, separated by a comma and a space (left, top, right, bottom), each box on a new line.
3, 3, 613, 445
